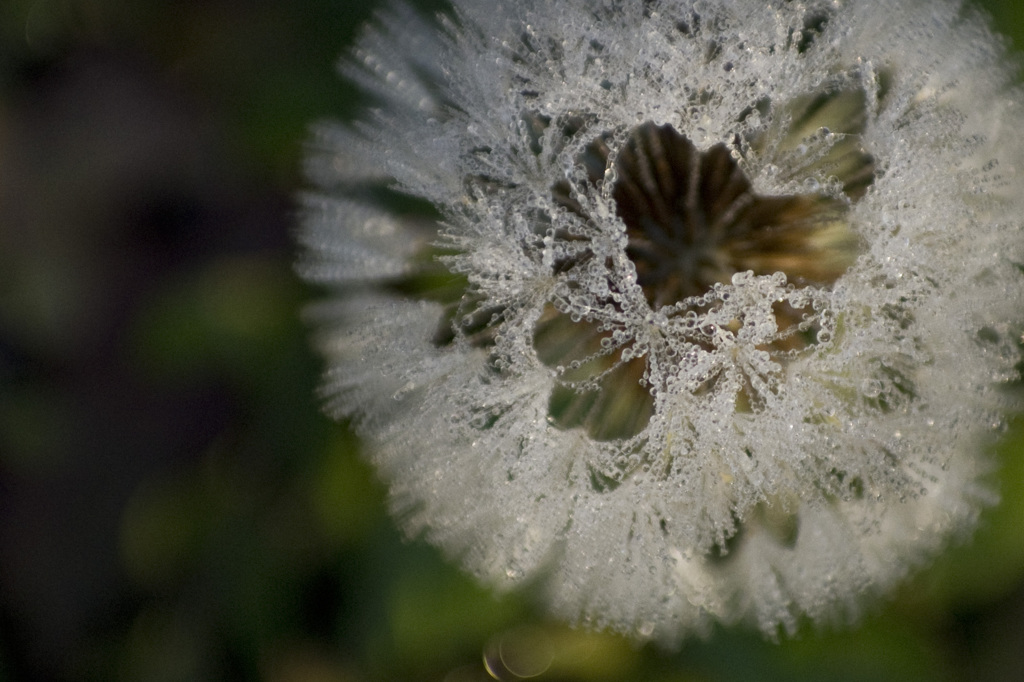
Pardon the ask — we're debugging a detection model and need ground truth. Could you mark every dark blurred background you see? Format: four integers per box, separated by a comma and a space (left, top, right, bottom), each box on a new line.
1, 1, 1024, 680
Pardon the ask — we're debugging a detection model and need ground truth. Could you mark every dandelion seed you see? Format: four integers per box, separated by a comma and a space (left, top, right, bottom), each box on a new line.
300, 0, 1024, 640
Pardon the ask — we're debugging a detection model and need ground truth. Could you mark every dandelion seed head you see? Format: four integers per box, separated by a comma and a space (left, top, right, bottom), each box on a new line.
301, 0, 1024, 640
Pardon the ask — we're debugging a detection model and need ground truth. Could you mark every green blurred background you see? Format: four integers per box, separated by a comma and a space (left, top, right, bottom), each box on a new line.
1, 1, 1024, 680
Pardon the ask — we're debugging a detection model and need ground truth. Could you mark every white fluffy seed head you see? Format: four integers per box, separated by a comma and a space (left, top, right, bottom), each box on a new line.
300, 0, 1024, 641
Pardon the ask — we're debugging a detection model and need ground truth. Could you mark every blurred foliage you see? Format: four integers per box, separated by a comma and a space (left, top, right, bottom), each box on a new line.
0, 1, 1023, 681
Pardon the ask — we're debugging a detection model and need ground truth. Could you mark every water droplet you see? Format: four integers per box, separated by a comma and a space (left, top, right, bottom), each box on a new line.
637, 621, 656, 637
392, 381, 416, 400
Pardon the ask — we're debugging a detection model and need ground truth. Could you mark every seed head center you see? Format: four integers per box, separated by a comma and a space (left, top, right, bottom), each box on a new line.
611, 122, 854, 309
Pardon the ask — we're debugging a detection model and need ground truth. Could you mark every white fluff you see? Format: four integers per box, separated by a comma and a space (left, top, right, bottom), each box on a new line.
300, 0, 1024, 641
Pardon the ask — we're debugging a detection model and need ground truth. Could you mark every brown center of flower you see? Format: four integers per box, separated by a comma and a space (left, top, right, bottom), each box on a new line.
614, 122, 854, 307
539, 120, 865, 441
554, 121, 857, 309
